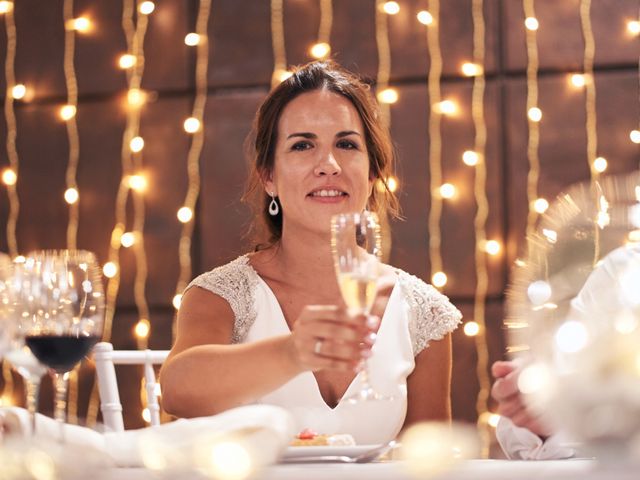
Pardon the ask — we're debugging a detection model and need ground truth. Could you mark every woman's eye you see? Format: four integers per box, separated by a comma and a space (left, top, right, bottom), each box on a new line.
337, 139, 358, 150
291, 141, 312, 151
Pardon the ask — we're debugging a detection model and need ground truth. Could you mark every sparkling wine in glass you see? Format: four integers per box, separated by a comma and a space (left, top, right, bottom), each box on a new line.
331, 211, 391, 403
21, 250, 105, 441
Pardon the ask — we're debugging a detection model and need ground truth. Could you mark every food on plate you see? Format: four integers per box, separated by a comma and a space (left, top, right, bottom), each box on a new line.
290, 428, 356, 446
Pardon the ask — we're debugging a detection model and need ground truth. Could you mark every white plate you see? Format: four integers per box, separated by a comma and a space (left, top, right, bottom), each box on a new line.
282, 445, 375, 460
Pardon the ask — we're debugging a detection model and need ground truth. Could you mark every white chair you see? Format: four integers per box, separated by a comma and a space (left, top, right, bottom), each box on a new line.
94, 341, 170, 432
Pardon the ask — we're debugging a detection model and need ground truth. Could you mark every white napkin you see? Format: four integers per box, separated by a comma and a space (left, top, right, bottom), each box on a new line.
0, 404, 295, 469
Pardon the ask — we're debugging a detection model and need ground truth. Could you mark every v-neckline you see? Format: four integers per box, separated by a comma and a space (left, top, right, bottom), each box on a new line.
246, 258, 399, 410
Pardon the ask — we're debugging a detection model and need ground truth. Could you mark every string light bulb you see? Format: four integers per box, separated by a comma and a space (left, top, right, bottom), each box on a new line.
462, 150, 480, 166
382, 1, 400, 15
103, 262, 118, 278
130, 136, 144, 153
464, 321, 480, 336
59, 104, 76, 121
184, 33, 201, 46
309, 42, 331, 59
417, 10, 433, 25
570, 73, 586, 88
527, 107, 542, 122
66, 17, 91, 33
439, 183, 456, 199
434, 100, 458, 116
183, 117, 201, 133
64, 187, 79, 204
134, 319, 150, 338
377, 88, 398, 104
386, 176, 398, 192
11, 84, 26, 100
120, 232, 136, 248
461, 62, 482, 77
432, 272, 447, 288
487, 414, 501, 428
627, 20, 640, 35
2, 168, 17, 186
484, 240, 501, 256
139, 1, 155, 15
0, 1, 14, 14
118, 54, 136, 69
524, 17, 539, 31
177, 206, 193, 223
127, 174, 148, 192
593, 156, 607, 173
533, 198, 549, 214
172, 294, 182, 310
127, 88, 147, 107
630, 130, 640, 144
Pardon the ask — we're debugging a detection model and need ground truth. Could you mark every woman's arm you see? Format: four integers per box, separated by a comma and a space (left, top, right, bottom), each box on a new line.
161, 287, 373, 418
404, 333, 453, 427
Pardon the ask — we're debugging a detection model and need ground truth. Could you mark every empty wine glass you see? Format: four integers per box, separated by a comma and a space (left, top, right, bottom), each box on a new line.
20, 250, 105, 441
331, 211, 391, 403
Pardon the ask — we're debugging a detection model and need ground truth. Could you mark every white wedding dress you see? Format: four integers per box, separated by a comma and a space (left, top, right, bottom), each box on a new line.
187, 255, 461, 444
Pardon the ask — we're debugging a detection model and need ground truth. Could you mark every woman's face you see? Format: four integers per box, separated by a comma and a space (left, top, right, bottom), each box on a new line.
265, 89, 373, 236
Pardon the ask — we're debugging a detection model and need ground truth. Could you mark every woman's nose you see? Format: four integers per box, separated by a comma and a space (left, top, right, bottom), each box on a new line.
314, 150, 341, 176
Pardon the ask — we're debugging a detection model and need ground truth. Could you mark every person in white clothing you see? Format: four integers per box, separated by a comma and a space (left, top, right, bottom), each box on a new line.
492, 242, 640, 459
161, 60, 462, 443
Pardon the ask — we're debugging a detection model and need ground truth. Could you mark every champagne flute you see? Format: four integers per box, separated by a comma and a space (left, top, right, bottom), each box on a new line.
331, 211, 390, 403
21, 250, 105, 441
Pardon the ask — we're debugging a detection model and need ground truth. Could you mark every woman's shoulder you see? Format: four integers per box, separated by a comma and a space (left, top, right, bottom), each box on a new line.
392, 266, 462, 355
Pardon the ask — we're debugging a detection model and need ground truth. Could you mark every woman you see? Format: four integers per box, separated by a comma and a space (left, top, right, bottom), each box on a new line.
161, 60, 461, 444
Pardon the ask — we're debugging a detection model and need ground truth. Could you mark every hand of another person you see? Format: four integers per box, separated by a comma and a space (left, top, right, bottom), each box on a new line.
289, 305, 377, 373
491, 360, 554, 438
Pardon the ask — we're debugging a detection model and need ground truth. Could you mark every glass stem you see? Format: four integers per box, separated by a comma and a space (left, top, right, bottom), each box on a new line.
53, 372, 68, 443
24, 375, 41, 435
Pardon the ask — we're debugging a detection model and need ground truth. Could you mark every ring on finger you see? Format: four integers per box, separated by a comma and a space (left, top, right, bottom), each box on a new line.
314, 339, 323, 355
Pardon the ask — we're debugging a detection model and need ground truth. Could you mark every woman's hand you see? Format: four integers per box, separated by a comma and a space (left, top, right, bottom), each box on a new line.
288, 305, 377, 373
491, 360, 554, 437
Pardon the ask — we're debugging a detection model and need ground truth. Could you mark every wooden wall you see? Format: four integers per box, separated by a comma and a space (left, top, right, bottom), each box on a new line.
0, 0, 638, 432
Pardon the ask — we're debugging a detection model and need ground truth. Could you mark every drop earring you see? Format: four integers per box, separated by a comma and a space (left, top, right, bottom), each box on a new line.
268, 192, 279, 216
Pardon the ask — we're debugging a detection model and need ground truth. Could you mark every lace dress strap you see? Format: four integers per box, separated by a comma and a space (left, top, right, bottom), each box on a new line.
397, 270, 462, 356
185, 255, 259, 343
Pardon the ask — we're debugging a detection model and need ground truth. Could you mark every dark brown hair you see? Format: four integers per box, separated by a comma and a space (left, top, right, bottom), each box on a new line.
244, 60, 400, 249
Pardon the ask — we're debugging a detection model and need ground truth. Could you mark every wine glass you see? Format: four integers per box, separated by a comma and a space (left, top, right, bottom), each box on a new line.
331, 211, 390, 403
20, 250, 105, 441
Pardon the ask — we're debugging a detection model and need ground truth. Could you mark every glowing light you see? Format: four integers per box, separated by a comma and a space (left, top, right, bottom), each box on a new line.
120, 232, 135, 248
142, 407, 151, 423
118, 54, 136, 69
205, 441, 253, 480
614, 312, 637, 335
525, 17, 539, 31
517, 363, 550, 394
135, 319, 150, 338
527, 280, 552, 306
309, 42, 331, 59
387, 176, 398, 192
382, 1, 400, 15
439, 183, 456, 199
172, 294, 182, 310
484, 240, 501, 256
593, 156, 607, 173
67, 17, 91, 32
627, 20, 640, 35
103, 262, 118, 278
462, 150, 479, 166
434, 100, 458, 116
570, 73, 586, 88
2, 168, 17, 186
417, 10, 433, 25
461, 62, 482, 77
130, 136, 145, 153
127, 88, 146, 107
59, 104, 76, 121
177, 207, 193, 223
533, 198, 549, 214
127, 174, 148, 192
487, 414, 500, 428
184, 33, 201, 46
377, 88, 399, 104
183, 117, 201, 133
139, 1, 155, 15
432, 272, 447, 288
527, 107, 542, 122
464, 321, 480, 336
11, 84, 26, 99
64, 188, 79, 204
0, 1, 14, 14
555, 320, 589, 353
630, 130, 640, 144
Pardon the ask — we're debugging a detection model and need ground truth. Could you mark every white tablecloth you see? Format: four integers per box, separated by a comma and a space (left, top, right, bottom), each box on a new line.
97, 459, 639, 480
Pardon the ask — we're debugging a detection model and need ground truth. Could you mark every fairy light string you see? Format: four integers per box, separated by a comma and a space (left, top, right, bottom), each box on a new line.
426, 0, 445, 287
173, 0, 212, 337
1, 0, 18, 403
270, 0, 287, 88
469, 0, 491, 459
375, 0, 392, 128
